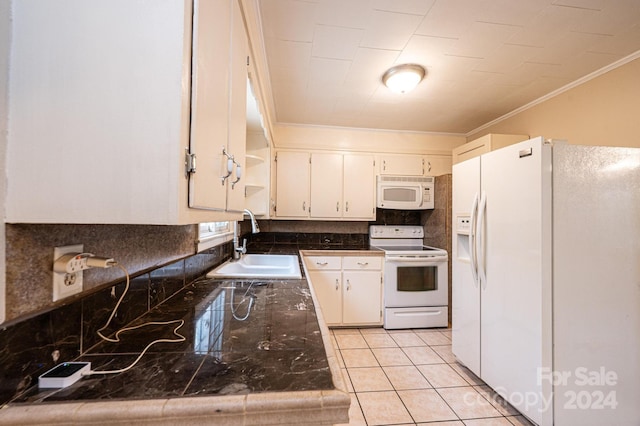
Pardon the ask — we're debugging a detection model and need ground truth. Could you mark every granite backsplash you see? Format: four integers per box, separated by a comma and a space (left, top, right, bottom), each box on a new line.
0, 243, 232, 406
4, 224, 201, 323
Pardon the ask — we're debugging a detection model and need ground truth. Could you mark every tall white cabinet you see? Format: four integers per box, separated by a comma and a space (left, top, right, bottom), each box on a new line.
6, 0, 248, 224
189, 0, 247, 213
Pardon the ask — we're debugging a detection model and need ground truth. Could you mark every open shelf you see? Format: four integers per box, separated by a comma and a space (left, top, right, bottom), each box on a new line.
245, 154, 265, 165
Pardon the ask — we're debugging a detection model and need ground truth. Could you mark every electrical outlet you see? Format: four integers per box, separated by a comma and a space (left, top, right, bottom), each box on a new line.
52, 244, 84, 302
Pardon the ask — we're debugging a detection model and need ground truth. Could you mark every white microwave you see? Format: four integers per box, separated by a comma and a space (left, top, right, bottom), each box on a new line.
376, 175, 434, 210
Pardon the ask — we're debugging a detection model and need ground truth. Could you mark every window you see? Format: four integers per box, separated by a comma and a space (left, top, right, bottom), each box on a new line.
197, 221, 233, 252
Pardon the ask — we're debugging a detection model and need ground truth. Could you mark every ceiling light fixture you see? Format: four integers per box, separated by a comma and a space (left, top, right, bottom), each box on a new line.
382, 64, 426, 94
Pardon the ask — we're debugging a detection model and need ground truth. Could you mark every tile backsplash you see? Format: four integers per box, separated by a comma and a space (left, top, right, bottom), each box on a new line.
5, 224, 200, 323
0, 246, 230, 406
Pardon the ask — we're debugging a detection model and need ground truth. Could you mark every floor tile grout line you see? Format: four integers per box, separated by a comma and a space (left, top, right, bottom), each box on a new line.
340, 328, 521, 425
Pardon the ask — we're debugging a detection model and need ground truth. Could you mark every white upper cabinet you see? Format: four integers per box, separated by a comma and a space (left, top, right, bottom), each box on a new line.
6, 0, 247, 224
452, 133, 529, 165
342, 154, 376, 219
423, 155, 452, 176
275, 151, 375, 221
275, 151, 310, 218
188, 0, 247, 213
309, 152, 375, 220
310, 153, 343, 219
378, 154, 425, 176
378, 153, 451, 176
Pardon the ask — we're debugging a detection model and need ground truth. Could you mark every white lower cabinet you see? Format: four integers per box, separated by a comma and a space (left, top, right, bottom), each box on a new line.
304, 254, 383, 327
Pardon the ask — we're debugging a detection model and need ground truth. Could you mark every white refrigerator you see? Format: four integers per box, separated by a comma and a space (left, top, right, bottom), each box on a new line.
452, 137, 640, 425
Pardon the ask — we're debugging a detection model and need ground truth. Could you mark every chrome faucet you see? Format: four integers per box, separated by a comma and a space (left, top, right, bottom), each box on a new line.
233, 209, 260, 260
244, 208, 260, 233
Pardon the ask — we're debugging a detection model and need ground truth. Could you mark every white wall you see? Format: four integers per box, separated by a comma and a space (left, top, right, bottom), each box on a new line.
467, 54, 640, 148
0, 0, 11, 323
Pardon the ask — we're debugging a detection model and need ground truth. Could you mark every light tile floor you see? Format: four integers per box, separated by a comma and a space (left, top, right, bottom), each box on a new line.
331, 327, 535, 426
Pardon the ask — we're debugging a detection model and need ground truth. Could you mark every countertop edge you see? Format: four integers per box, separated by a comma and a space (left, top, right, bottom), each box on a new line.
300, 249, 384, 256
0, 389, 351, 425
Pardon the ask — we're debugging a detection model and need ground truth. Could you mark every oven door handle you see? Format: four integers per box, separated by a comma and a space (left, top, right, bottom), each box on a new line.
385, 255, 447, 262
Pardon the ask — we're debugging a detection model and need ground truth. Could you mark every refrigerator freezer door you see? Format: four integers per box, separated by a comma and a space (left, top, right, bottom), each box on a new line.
452, 156, 481, 375
479, 137, 552, 425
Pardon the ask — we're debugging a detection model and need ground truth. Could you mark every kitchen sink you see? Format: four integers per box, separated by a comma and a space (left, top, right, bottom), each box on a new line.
206, 254, 302, 279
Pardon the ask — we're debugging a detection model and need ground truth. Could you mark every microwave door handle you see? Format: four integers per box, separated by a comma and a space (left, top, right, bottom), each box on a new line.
418, 184, 424, 207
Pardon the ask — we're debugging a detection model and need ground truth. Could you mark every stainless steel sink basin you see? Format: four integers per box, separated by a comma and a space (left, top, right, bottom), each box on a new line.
206, 254, 302, 279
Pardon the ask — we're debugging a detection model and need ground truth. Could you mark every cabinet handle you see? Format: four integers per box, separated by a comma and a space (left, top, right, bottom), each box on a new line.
336, 201, 339, 212
302, 201, 306, 211
428, 161, 432, 173
382, 160, 386, 171
346, 201, 349, 212
221, 147, 234, 185
231, 164, 242, 189
357, 262, 369, 266
346, 279, 351, 291
335, 278, 339, 290
316, 261, 328, 266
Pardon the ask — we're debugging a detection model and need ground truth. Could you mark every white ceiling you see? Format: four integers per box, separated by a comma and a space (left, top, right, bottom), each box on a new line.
257, 0, 640, 134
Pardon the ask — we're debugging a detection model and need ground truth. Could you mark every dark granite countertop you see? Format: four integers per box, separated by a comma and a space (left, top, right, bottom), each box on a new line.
2, 268, 350, 425
13, 277, 333, 403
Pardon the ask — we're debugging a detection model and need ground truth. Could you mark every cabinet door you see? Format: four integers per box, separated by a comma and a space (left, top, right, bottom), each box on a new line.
308, 270, 342, 325
275, 151, 310, 217
342, 271, 382, 325
424, 155, 452, 176
188, 0, 231, 210
310, 153, 343, 218
343, 154, 375, 219
6, 1, 195, 224
379, 154, 424, 176
225, 0, 248, 212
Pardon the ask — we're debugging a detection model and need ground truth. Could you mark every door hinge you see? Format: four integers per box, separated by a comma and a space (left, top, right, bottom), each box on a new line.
185, 148, 196, 175
274, 152, 277, 162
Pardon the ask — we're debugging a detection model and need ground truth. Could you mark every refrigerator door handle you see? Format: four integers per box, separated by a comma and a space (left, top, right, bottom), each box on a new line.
469, 193, 479, 284
477, 193, 488, 287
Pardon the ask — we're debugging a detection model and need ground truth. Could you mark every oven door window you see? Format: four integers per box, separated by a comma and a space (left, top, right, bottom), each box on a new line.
396, 265, 437, 292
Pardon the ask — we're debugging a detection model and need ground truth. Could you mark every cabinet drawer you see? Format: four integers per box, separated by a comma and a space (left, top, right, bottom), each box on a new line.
305, 256, 342, 270
342, 256, 382, 270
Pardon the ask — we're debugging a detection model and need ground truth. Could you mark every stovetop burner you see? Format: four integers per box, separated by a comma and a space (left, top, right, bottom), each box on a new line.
369, 225, 447, 257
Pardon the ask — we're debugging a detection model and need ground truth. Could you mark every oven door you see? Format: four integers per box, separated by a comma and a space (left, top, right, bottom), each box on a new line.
384, 255, 448, 308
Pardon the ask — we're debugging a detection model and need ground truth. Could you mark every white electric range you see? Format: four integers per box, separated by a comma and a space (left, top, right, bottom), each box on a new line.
369, 225, 449, 329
